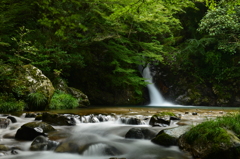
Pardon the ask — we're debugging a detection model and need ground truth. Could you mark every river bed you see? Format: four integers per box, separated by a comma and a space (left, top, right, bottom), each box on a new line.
0, 106, 239, 159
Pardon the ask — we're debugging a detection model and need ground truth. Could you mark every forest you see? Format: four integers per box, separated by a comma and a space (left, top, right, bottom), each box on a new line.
0, 0, 239, 112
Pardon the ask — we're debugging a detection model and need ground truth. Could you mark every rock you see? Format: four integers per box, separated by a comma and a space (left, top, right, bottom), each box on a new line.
125, 128, 158, 139
152, 126, 190, 147
53, 78, 90, 107
149, 117, 170, 127
15, 122, 55, 140
42, 112, 77, 126
6, 65, 55, 110
192, 112, 198, 115
121, 117, 142, 125
7, 116, 17, 123
30, 135, 59, 151
25, 112, 37, 118
67, 87, 90, 107
0, 118, 11, 129
178, 128, 240, 159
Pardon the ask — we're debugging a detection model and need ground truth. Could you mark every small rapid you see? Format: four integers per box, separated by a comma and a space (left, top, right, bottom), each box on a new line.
0, 113, 190, 159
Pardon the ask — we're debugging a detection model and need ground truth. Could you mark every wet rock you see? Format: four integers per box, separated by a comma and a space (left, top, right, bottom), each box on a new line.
35, 115, 42, 121
0, 118, 11, 129
42, 112, 77, 126
152, 126, 190, 147
25, 112, 37, 118
120, 116, 143, 125
125, 128, 158, 139
15, 122, 55, 140
7, 116, 17, 123
149, 117, 170, 127
192, 112, 198, 115
30, 135, 59, 151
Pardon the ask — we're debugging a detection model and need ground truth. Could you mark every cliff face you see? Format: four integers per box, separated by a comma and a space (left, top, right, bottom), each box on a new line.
152, 64, 240, 107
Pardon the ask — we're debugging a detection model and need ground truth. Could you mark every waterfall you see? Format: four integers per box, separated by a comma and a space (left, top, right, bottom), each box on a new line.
142, 64, 173, 106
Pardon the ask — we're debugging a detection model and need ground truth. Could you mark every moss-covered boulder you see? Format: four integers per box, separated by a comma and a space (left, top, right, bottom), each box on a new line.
7, 65, 55, 110
15, 122, 55, 140
178, 117, 240, 159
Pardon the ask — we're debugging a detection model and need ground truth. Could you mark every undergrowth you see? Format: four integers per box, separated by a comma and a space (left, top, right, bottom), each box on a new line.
0, 93, 25, 112
49, 90, 79, 110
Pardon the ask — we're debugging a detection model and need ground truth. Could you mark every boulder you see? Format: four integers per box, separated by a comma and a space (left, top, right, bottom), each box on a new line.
7, 116, 17, 123
7, 65, 55, 110
178, 128, 240, 159
125, 128, 158, 139
42, 112, 77, 126
15, 122, 55, 140
30, 135, 59, 151
152, 126, 190, 147
149, 112, 180, 127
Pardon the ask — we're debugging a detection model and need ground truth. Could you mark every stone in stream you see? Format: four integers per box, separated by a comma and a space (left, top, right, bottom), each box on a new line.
125, 127, 158, 139
0, 118, 11, 129
30, 135, 59, 151
7, 116, 17, 123
41, 112, 77, 126
151, 126, 190, 147
15, 122, 55, 140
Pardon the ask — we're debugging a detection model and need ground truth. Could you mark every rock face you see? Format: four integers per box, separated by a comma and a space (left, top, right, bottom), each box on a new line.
152, 64, 240, 106
7, 65, 55, 110
15, 122, 55, 140
178, 129, 240, 159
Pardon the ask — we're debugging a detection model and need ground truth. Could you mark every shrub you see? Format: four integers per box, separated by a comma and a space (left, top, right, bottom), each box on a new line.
0, 93, 25, 112
49, 90, 79, 110
27, 92, 47, 110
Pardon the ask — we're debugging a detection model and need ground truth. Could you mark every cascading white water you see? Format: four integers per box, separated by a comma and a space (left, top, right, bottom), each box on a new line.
142, 64, 173, 106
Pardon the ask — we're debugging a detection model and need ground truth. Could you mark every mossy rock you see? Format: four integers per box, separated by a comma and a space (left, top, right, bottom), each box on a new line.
178, 128, 240, 159
7, 65, 55, 110
15, 121, 55, 140
151, 131, 177, 147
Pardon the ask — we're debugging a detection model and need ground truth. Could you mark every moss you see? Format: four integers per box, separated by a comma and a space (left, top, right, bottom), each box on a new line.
153, 112, 177, 118
152, 132, 177, 146
183, 113, 240, 153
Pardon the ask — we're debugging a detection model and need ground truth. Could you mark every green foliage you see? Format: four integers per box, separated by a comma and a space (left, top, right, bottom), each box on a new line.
0, 93, 25, 112
49, 90, 79, 110
27, 92, 47, 109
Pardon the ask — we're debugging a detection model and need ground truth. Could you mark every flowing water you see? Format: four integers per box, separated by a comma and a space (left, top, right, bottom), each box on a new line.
0, 113, 191, 159
142, 64, 173, 106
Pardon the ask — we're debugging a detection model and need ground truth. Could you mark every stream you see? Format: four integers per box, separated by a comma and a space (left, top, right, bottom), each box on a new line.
1, 106, 239, 159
